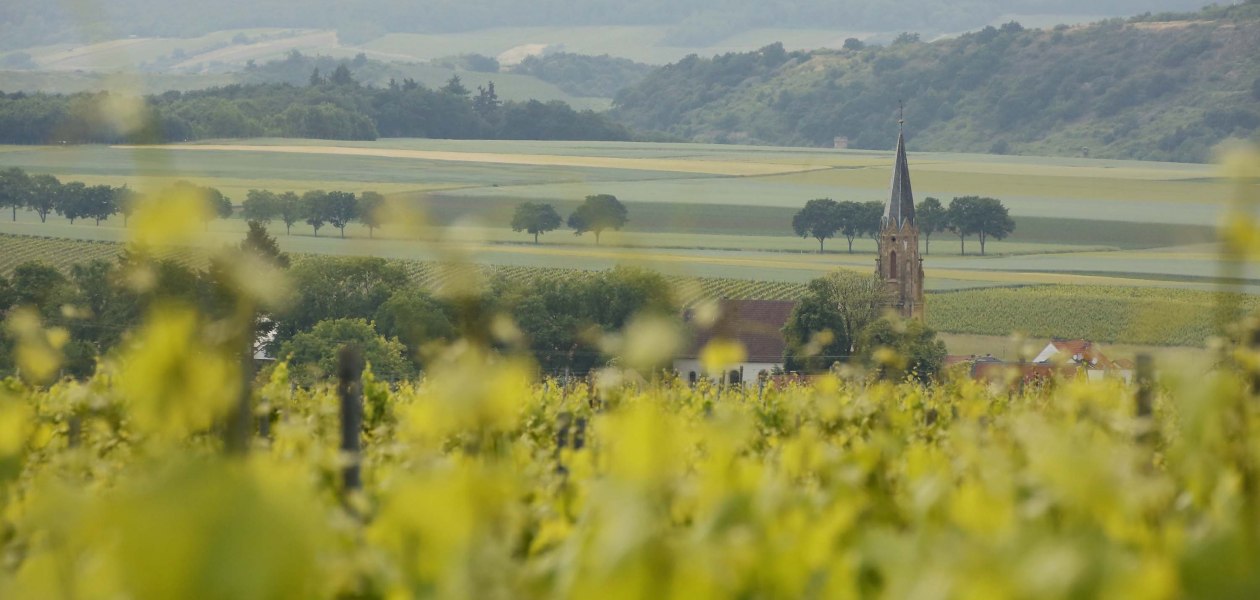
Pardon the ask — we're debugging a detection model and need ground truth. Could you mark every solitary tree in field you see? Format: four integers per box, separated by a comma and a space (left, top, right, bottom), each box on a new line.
27, 174, 60, 223
325, 191, 359, 238
303, 190, 329, 236
568, 194, 627, 245
511, 202, 562, 244
357, 191, 385, 238
916, 197, 945, 254
242, 189, 280, 224
0, 167, 30, 221
278, 191, 302, 235
792, 198, 842, 253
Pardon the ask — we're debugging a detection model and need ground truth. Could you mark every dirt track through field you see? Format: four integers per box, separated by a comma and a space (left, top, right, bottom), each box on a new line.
114, 144, 830, 177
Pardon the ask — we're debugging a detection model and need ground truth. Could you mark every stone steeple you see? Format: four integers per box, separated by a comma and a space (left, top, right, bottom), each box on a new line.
883, 127, 915, 229
875, 110, 925, 320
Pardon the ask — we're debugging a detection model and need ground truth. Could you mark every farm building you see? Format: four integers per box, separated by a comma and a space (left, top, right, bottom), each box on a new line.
674, 299, 796, 385
948, 338, 1135, 383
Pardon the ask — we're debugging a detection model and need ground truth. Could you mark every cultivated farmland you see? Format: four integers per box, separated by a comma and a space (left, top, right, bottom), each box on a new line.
0, 138, 1242, 292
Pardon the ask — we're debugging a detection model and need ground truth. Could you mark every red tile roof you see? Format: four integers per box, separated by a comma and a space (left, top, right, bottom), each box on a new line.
680, 299, 797, 363
1048, 338, 1113, 367
972, 362, 1080, 382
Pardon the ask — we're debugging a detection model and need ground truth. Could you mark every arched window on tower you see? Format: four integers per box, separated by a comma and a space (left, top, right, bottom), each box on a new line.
890, 251, 898, 278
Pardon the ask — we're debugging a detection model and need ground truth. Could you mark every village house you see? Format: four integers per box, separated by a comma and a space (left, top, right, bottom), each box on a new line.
950, 338, 1135, 383
673, 299, 796, 385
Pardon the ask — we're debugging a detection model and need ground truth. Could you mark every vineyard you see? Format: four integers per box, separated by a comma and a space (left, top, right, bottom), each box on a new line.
0, 233, 807, 304
926, 285, 1260, 347
2, 325, 1260, 597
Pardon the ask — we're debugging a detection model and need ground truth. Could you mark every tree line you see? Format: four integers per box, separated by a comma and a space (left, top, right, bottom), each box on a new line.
0, 230, 678, 381
0, 68, 630, 144
791, 195, 1014, 255
0, 167, 399, 237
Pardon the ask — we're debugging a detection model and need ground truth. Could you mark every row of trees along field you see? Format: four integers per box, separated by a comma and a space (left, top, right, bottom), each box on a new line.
511, 195, 628, 244
791, 196, 1013, 255
0, 167, 393, 236
0, 68, 630, 143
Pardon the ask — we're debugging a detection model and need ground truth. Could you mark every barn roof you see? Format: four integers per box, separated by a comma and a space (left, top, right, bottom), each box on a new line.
680, 299, 796, 363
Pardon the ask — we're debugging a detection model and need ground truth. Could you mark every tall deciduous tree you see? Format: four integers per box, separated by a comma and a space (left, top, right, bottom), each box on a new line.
0, 167, 30, 221
947, 196, 1014, 255
242, 189, 280, 224
56, 181, 88, 224
970, 196, 1015, 255
116, 186, 141, 227
357, 191, 385, 238
511, 201, 562, 244
916, 196, 945, 254
27, 174, 59, 223
946, 196, 978, 255
568, 194, 627, 245
792, 198, 842, 253
84, 184, 117, 225
278, 191, 301, 235
860, 200, 884, 245
324, 191, 359, 238
783, 270, 890, 372
302, 190, 328, 236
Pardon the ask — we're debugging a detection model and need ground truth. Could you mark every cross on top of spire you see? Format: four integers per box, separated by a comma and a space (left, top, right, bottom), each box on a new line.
883, 109, 915, 230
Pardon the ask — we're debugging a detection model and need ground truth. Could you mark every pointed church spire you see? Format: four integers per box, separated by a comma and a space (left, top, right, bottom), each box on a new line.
883, 107, 915, 230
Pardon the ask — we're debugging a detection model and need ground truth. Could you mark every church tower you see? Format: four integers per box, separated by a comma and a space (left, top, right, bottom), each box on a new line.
875, 113, 925, 320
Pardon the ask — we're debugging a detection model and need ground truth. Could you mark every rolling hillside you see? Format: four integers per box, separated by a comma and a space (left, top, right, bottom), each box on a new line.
612, 4, 1260, 162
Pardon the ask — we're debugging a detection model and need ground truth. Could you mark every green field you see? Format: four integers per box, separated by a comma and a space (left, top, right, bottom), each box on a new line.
0, 138, 1246, 292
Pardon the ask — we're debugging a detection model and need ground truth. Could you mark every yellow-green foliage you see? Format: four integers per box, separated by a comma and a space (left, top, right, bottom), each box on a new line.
2, 338, 1260, 597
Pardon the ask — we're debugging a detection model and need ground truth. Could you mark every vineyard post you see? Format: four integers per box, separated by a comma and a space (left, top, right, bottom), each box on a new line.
339, 345, 365, 495
1135, 353, 1155, 445
67, 414, 81, 448
224, 330, 255, 455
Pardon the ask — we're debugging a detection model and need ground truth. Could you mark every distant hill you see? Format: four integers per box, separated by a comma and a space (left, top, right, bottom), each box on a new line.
0, 0, 1209, 50
611, 4, 1260, 162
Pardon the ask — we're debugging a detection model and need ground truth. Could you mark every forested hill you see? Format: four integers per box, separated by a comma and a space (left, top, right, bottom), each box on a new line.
0, 74, 630, 144
611, 5, 1260, 163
